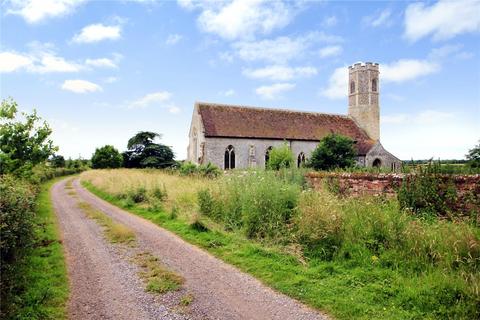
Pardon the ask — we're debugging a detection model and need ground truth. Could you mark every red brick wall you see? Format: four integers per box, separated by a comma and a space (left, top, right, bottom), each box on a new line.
306, 173, 480, 213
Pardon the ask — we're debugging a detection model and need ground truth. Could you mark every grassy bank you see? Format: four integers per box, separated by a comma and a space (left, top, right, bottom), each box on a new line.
81, 169, 479, 320
1, 177, 69, 319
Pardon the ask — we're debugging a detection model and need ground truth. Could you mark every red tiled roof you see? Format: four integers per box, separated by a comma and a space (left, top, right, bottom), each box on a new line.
197, 102, 375, 155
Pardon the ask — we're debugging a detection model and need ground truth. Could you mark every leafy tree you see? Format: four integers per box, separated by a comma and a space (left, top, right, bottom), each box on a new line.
50, 154, 65, 168
123, 131, 174, 168
466, 141, 480, 168
0, 98, 57, 175
267, 143, 294, 170
91, 145, 123, 169
309, 133, 356, 171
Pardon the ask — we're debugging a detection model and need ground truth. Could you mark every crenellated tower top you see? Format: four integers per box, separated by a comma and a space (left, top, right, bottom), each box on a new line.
348, 62, 380, 141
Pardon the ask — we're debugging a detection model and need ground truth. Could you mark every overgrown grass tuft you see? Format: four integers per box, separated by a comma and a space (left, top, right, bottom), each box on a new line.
77, 201, 136, 245
134, 252, 184, 294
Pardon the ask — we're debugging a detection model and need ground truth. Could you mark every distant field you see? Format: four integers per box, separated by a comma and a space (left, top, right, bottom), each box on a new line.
81, 169, 480, 320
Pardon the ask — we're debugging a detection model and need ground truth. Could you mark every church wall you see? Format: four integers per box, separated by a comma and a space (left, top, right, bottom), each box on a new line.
202, 137, 401, 171
187, 106, 206, 164
365, 142, 402, 171
204, 137, 320, 169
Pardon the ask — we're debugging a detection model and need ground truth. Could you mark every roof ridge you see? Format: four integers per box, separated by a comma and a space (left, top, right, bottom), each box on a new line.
196, 101, 350, 118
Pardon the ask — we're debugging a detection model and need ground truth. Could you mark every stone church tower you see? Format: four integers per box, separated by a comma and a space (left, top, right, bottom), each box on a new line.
348, 62, 380, 141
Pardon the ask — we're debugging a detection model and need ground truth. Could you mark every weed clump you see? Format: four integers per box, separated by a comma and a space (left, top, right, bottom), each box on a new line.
129, 186, 147, 203
198, 171, 300, 240
135, 252, 184, 294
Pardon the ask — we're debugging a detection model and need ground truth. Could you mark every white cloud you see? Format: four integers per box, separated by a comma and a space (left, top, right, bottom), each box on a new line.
382, 110, 478, 159
320, 66, 347, 99
404, 0, 480, 42
0, 52, 32, 72
255, 82, 295, 100
233, 32, 341, 64
318, 45, 342, 58
381, 59, 440, 83
85, 58, 117, 68
129, 91, 172, 108
381, 114, 409, 124
61, 79, 102, 93
321, 59, 440, 100
127, 91, 182, 114
72, 24, 121, 43
243, 65, 317, 81
168, 105, 181, 114
0, 49, 81, 73
104, 76, 118, 83
220, 89, 235, 97
166, 34, 183, 45
33, 52, 82, 72
183, 0, 298, 40
364, 9, 392, 27
6, 0, 86, 24
382, 110, 454, 125
322, 15, 337, 27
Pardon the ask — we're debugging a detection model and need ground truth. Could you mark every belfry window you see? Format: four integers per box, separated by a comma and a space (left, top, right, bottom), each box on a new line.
372, 79, 377, 92
297, 152, 306, 168
224, 145, 235, 170
350, 81, 355, 94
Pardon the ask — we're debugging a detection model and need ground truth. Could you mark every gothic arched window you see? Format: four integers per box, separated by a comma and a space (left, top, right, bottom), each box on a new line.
373, 158, 382, 168
350, 81, 355, 94
297, 152, 306, 168
265, 146, 273, 168
224, 145, 235, 170
372, 78, 377, 92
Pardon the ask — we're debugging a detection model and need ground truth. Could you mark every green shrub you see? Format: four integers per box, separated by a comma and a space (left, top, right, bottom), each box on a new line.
198, 162, 222, 178
267, 143, 294, 170
151, 184, 168, 202
179, 161, 197, 175
398, 164, 458, 218
91, 145, 123, 169
129, 187, 147, 203
0, 175, 37, 314
309, 133, 356, 170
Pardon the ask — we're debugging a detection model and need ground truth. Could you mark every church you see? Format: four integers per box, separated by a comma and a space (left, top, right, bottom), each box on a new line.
187, 62, 401, 170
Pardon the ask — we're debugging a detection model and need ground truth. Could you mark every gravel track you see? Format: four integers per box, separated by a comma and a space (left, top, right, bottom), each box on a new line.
52, 178, 327, 320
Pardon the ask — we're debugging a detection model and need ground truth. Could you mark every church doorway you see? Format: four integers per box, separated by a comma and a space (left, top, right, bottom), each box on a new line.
372, 158, 382, 168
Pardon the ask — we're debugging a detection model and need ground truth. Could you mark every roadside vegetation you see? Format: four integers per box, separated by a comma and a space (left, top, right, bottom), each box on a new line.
81, 166, 480, 320
1, 98, 83, 319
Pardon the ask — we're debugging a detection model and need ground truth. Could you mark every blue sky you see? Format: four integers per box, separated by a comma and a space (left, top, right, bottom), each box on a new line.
1, 0, 479, 160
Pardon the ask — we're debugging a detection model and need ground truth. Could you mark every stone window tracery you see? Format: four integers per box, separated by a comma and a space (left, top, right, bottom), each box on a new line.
297, 152, 306, 168
224, 145, 235, 170
350, 81, 355, 94
372, 78, 377, 92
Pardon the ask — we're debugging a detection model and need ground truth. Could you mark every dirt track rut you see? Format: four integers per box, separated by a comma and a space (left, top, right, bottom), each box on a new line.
52, 178, 327, 320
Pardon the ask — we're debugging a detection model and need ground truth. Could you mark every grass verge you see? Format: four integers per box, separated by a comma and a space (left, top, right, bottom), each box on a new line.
76, 201, 136, 245
12, 177, 70, 320
82, 180, 478, 320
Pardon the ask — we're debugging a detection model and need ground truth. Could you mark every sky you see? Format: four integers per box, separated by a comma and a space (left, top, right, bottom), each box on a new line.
1, 0, 479, 161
